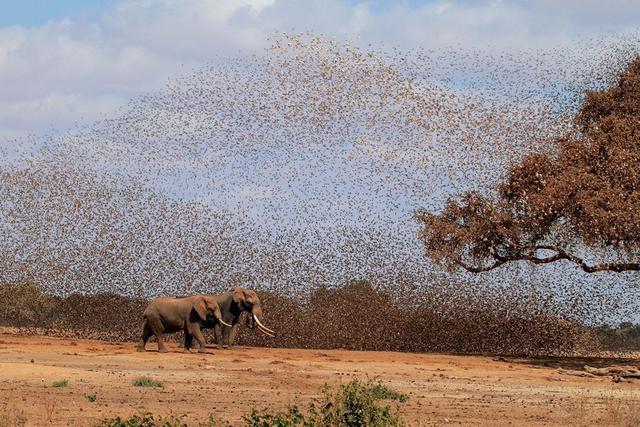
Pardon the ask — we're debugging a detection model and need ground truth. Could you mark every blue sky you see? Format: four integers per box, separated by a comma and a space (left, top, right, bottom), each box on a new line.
1, 0, 639, 140
0, 0, 435, 28
0, 0, 114, 28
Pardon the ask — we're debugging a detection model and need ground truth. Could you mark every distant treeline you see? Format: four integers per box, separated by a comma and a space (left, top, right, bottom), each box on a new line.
3, 280, 634, 357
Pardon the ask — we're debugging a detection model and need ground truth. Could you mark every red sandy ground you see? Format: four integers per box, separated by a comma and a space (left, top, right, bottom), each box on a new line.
0, 330, 638, 426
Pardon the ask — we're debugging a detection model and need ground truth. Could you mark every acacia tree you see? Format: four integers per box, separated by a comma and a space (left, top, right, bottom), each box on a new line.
416, 57, 640, 274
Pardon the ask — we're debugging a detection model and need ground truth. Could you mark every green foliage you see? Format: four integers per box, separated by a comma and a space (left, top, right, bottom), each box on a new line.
96, 380, 406, 427
95, 412, 186, 427
132, 376, 164, 388
85, 393, 97, 402
366, 382, 408, 403
245, 378, 408, 427
244, 406, 310, 427
95, 412, 232, 427
198, 414, 230, 426
52, 379, 69, 388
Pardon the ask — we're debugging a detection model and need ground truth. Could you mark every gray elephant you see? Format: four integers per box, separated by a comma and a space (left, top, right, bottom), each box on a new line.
137, 295, 232, 353
186, 287, 275, 349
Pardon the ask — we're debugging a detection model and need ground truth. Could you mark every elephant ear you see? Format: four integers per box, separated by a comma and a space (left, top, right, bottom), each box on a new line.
208, 299, 223, 320
232, 287, 246, 304
193, 296, 208, 321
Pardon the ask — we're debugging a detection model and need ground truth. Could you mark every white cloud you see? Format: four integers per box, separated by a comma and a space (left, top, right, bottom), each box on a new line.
0, 0, 638, 140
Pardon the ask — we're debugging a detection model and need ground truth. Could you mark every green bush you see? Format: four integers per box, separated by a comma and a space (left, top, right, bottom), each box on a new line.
95, 379, 406, 426
132, 377, 163, 388
95, 412, 230, 427
52, 379, 69, 388
244, 406, 309, 427
245, 378, 408, 427
95, 412, 185, 427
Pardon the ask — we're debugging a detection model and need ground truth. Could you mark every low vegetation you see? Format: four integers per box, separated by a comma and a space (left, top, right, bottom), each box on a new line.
245, 378, 408, 427
52, 379, 69, 388
95, 412, 186, 427
132, 377, 164, 388
96, 379, 408, 426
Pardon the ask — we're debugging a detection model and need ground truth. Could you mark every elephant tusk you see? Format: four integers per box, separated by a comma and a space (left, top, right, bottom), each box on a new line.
257, 326, 275, 337
253, 316, 275, 334
219, 319, 233, 328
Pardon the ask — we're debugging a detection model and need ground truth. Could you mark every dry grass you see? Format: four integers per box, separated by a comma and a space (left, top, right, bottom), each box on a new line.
0, 403, 27, 427
564, 390, 640, 427
603, 392, 640, 427
43, 398, 57, 424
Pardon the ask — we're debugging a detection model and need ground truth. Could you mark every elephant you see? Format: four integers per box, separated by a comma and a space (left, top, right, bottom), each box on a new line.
182, 287, 275, 349
137, 295, 232, 353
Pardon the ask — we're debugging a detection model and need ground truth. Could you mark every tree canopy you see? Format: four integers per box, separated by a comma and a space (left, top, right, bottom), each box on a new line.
416, 57, 640, 274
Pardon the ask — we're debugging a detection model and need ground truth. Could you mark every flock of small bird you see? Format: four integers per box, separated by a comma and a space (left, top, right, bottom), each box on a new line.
1, 32, 639, 353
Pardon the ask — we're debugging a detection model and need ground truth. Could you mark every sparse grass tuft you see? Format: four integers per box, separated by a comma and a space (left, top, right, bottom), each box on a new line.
52, 379, 68, 388
132, 376, 164, 388
84, 393, 97, 402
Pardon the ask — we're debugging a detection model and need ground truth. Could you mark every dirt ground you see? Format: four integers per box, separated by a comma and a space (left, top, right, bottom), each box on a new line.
0, 330, 639, 426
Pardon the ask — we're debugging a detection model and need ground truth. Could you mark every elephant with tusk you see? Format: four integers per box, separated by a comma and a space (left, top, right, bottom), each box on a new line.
183, 287, 275, 349
137, 295, 231, 353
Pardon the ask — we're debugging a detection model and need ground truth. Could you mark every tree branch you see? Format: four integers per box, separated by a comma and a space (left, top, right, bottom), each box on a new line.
455, 245, 640, 273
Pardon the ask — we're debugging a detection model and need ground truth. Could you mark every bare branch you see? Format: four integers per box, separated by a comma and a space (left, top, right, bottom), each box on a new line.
455, 245, 640, 273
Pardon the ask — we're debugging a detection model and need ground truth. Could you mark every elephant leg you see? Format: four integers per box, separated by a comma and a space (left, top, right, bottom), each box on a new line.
137, 322, 152, 351
186, 322, 207, 353
227, 323, 240, 348
192, 327, 207, 353
213, 324, 223, 349
221, 324, 231, 348
189, 331, 201, 350
183, 332, 194, 351
147, 317, 167, 353
156, 334, 168, 353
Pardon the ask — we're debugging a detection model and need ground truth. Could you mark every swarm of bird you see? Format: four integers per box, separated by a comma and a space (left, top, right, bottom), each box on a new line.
1, 31, 639, 355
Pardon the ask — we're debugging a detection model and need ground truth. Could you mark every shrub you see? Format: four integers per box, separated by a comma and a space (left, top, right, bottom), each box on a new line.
52, 379, 68, 388
245, 378, 408, 427
95, 412, 185, 427
96, 380, 406, 426
132, 377, 163, 388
